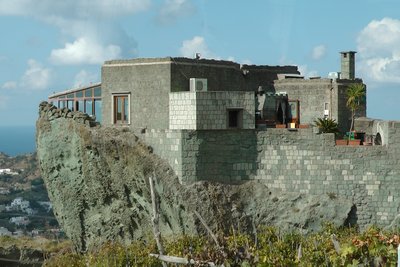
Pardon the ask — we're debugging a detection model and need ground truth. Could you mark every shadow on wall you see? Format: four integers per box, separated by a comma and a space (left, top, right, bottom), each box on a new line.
193, 130, 258, 183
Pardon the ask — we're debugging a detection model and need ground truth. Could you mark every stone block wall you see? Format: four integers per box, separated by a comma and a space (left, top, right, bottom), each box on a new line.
253, 130, 399, 226
195, 91, 255, 130
169, 92, 197, 129
169, 91, 255, 130
179, 130, 258, 183
149, 123, 400, 227
139, 129, 184, 181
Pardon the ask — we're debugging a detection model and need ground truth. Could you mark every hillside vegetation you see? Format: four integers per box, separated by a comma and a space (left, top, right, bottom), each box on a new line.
44, 224, 400, 266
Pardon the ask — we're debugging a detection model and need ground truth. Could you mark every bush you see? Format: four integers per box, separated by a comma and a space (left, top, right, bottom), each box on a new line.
43, 225, 400, 266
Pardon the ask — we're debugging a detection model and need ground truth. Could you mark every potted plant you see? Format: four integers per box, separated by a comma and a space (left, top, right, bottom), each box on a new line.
313, 118, 339, 134
346, 83, 366, 134
314, 118, 346, 145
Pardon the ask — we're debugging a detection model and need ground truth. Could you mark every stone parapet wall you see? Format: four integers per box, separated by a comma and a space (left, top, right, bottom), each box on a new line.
38, 101, 97, 126
146, 126, 400, 227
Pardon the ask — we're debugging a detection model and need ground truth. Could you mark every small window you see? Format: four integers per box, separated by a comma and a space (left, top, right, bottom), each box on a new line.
343, 53, 347, 58
227, 109, 243, 129
85, 89, 92, 97
113, 94, 130, 124
76, 91, 83, 98
324, 102, 329, 110
94, 87, 101, 97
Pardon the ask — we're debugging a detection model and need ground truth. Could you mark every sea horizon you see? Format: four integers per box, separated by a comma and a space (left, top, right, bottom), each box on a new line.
0, 125, 36, 156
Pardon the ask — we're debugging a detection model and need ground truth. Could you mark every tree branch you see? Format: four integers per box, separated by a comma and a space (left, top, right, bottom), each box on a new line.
149, 174, 167, 267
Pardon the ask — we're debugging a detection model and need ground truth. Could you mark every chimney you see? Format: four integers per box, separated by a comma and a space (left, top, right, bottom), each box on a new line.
340, 51, 356, 79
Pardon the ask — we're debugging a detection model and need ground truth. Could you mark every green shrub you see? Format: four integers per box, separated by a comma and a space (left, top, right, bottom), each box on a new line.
43, 225, 400, 266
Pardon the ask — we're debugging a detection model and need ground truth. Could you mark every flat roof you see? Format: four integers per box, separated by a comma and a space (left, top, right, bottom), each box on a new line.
48, 82, 101, 99
104, 57, 238, 66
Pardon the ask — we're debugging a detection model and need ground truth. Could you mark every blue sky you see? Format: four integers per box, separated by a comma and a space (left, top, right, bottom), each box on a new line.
0, 0, 400, 126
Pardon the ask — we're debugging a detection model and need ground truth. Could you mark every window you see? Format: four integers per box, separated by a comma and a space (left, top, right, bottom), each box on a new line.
77, 100, 84, 112
113, 94, 130, 124
76, 91, 83, 98
94, 87, 101, 97
94, 100, 102, 123
227, 109, 243, 129
85, 89, 92, 97
48, 85, 102, 122
85, 100, 93, 115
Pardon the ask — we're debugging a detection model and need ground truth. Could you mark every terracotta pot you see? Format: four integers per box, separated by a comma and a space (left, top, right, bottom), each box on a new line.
336, 140, 348, 146
298, 124, 309, 129
348, 139, 361, 146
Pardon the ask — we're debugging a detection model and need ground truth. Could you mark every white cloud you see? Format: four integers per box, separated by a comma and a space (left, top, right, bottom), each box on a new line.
357, 17, 400, 84
1, 81, 17, 90
20, 59, 51, 90
73, 70, 99, 88
0, 1, 145, 66
2, 60, 51, 91
0, 0, 151, 18
180, 36, 214, 58
50, 37, 122, 65
312, 45, 326, 60
298, 65, 318, 78
240, 59, 253, 65
157, 0, 196, 25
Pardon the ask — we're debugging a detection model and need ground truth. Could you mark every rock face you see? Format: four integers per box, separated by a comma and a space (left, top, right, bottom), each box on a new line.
36, 102, 355, 252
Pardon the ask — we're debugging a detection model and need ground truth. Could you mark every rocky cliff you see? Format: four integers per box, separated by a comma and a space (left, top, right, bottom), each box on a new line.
36, 102, 355, 252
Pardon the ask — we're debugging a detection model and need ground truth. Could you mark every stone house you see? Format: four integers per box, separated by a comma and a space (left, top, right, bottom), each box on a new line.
0, 227, 11, 236
49, 52, 364, 133
9, 216, 30, 226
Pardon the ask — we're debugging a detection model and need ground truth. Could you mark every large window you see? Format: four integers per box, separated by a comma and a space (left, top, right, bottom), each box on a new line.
94, 100, 102, 123
113, 94, 130, 124
48, 84, 102, 123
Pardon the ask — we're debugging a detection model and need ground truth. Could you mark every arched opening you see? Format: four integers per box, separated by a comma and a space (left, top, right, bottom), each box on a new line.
375, 133, 382, 146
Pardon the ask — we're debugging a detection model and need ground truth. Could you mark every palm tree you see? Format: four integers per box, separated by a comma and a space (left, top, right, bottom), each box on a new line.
346, 83, 366, 132
314, 118, 339, 135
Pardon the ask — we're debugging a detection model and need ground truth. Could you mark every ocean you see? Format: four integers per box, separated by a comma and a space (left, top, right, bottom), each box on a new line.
0, 126, 36, 156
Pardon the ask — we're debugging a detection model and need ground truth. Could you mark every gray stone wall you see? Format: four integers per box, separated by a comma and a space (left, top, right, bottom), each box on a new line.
101, 58, 172, 130
169, 91, 255, 130
170, 59, 244, 92
274, 78, 366, 133
170, 59, 300, 93
139, 129, 184, 181
179, 130, 258, 183
274, 79, 332, 125
101, 58, 299, 131
149, 124, 400, 227
169, 92, 197, 129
